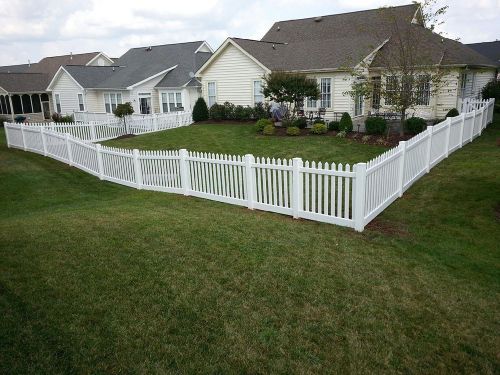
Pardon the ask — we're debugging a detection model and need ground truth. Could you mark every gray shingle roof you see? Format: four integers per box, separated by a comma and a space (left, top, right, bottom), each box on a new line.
230, 4, 496, 71
62, 41, 211, 89
0, 73, 50, 92
0, 64, 31, 73
466, 41, 500, 66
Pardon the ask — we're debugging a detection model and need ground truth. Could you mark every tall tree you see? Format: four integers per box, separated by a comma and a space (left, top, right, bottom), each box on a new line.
346, 0, 449, 135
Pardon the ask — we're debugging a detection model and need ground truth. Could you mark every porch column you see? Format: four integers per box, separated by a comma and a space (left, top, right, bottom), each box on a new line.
8, 94, 14, 121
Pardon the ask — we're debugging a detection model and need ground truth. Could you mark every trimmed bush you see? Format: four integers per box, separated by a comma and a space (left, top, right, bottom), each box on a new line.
209, 103, 225, 120
313, 118, 325, 124
223, 102, 236, 120
253, 102, 269, 120
365, 117, 387, 135
286, 126, 301, 136
405, 117, 427, 135
255, 118, 272, 132
336, 130, 347, 138
445, 108, 459, 118
292, 117, 307, 129
310, 123, 327, 134
339, 112, 353, 132
192, 97, 209, 122
328, 121, 340, 131
262, 124, 275, 135
52, 113, 74, 123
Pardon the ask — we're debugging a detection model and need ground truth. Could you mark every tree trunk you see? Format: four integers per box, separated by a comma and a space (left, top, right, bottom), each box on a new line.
400, 108, 406, 137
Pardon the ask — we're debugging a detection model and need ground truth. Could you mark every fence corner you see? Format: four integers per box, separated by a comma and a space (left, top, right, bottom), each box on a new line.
292, 157, 303, 219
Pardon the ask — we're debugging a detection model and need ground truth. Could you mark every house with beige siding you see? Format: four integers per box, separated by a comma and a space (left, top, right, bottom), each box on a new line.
46, 41, 213, 116
196, 4, 497, 125
0, 52, 113, 122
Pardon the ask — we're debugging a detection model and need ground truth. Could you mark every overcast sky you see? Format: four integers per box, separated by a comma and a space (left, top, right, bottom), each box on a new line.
0, 0, 498, 66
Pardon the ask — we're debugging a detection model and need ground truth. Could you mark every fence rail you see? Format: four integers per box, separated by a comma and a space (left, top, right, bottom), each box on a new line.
4, 99, 495, 231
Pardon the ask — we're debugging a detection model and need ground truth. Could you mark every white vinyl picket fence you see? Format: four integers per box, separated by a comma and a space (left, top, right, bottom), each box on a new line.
4, 99, 495, 231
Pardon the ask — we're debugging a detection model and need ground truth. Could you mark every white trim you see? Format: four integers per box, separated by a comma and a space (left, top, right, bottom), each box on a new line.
54, 93, 61, 113
126, 65, 178, 90
196, 38, 271, 76
252, 79, 264, 106
77, 93, 85, 111
207, 81, 217, 107
159, 90, 184, 113
103, 92, 123, 113
46, 66, 84, 92
194, 41, 214, 54
85, 52, 115, 66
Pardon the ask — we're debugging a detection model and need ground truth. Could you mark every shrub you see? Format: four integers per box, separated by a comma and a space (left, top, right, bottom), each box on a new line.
292, 117, 307, 129
365, 117, 387, 135
328, 121, 340, 131
286, 126, 301, 136
52, 113, 74, 123
223, 102, 236, 120
253, 102, 269, 119
362, 135, 371, 143
310, 123, 327, 134
481, 79, 500, 101
192, 97, 209, 122
445, 108, 459, 118
336, 130, 347, 138
241, 106, 254, 121
262, 124, 275, 135
405, 117, 427, 135
339, 112, 353, 132
281, 119, 293, 128
209, 103, 226, 120
313, 118, 325, 125
255, 118, 272, 132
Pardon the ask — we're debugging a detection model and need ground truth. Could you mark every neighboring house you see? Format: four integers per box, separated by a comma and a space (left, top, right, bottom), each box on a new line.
196, 4, 497, 123
0, 52, 113, 122
467, 40, 500, 79
46, 41, 213, 116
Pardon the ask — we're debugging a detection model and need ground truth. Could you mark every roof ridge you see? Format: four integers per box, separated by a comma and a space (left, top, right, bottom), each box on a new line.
128, 40, 205, 50
270, 3, 417, 24
39, 52, 100, 60
233, 37, 287, 45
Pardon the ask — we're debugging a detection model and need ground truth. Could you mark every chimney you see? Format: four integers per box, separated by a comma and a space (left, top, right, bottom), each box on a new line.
70, 52, 73, 60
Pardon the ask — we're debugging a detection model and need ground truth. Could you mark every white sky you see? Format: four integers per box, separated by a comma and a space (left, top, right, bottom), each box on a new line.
0, 0, 498, 66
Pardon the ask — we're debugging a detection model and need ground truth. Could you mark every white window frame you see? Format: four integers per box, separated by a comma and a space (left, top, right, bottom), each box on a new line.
54, 93, 61, 113
207, 82, 216, 107
160, 91, 184, 113
77, 93, 85, 111
355, 93, 364, 117
253, 80, 264, 105
319, 78, 332, 108
103, 92, 123, 113
137, 92, 152, 114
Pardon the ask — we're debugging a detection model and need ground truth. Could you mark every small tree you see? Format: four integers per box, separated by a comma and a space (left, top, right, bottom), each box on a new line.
192, 97, 209, 122
262, 71, 320, 120
345, 1, 449, 135
481, 79, 500, 101
114, 102, 134, 133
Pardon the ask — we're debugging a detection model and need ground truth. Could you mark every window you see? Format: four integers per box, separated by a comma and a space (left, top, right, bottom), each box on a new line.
253, 80, 264, 104
41, 93, 49, 102
22, 94, 32, 114
415, 75, 430, 106
31, 94, 41, 113
161, 92, 183, 112
77, 93, 85, 111
207, 82, 216, 107
320, 78, 332, 108
54, 93, 61, 113
372, 77, 381, 109
385, 76, 398, 105
104, 93, 123, 113
307, 95, 317, 108
355, 93, 364, 116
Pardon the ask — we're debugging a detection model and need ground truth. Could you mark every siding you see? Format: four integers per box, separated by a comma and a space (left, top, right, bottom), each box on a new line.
85, 90, 130, 113
87, 56, 112, 67
473, 69, 495, 98
51, 71, 83, 115
435, 69, 460, 118
200, 44, 267, 106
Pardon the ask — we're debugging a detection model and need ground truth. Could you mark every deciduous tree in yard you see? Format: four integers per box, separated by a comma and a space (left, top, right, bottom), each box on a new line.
114, 102, 134, 134
262, 71, 320, 120
346, 0, 449, 135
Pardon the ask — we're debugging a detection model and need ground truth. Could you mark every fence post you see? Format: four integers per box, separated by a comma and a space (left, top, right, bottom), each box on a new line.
425, 126, 433, 173
459, 113, 465, 148
470, 109, 475, 142
444, 118, 451, 157
90, 121, 97, 141
353, 162, 367, 232
133, 149, 143, 189
40, 127, 47, 156
21, 124, 26, 151
153, 116, 158, 132
397, 141, 406, 197
179, 149, 190, 196
65, 133, 73, 166
244, 154, 255, 209
96, 144, 104, 180
292, 157, 303, 219
4, 124, 11, 148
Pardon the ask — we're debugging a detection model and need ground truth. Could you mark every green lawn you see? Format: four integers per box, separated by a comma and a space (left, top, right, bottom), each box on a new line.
0, 117, 499, 374
104, 123, 388, 164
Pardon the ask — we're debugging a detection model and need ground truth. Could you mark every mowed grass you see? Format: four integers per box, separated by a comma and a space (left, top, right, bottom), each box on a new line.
104, 123, 387, 164
0, 117, 499, 374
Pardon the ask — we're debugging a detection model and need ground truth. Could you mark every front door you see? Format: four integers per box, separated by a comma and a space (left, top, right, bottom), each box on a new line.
139, 97, 151, 114
42, 101, 51, 119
